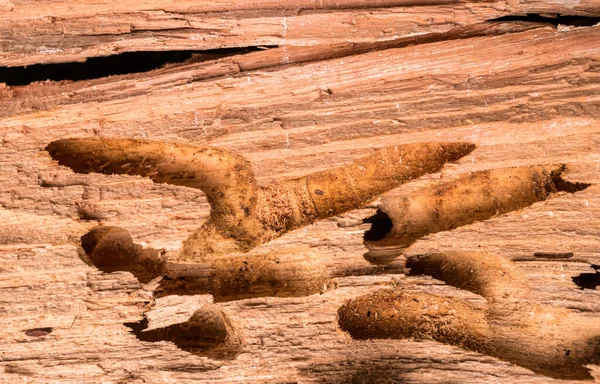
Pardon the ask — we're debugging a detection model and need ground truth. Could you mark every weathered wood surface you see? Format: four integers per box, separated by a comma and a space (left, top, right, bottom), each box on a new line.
1, 0, 599, 66
0, 21, 544, 118
2, 23, 600, 383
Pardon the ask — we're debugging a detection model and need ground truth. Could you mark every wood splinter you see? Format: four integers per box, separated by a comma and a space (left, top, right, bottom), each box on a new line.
47, 138, 475, 262
364, 165, 591, 264
338, 251, 600, 380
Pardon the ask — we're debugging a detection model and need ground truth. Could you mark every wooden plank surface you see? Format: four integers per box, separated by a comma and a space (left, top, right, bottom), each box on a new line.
2, 0, 599, 66
2, 23, 600, 383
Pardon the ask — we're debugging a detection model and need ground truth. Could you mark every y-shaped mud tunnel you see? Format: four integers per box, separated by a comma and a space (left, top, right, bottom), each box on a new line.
338, 251, 600, 380
47, 137, 475, 263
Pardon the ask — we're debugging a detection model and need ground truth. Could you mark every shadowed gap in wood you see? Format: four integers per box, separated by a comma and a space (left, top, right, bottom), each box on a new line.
0, 47, 271, 86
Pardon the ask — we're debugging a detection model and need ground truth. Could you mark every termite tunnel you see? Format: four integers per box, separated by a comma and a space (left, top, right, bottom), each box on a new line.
363, 209, 393, 242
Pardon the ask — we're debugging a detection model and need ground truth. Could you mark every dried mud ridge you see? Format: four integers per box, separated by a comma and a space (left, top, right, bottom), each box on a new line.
47, 137, 475, 262
338, 251, 600, 380
46, 138, 597, 377
125, 305, 244, 360
81, 225, 333, 301
364, 165, 590, 264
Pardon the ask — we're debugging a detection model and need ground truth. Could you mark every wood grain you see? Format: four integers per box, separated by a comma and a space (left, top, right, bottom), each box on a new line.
2, 0, 598, 66
2, 22, 600, 383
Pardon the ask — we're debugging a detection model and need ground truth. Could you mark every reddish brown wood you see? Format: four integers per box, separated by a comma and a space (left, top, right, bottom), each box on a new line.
2, 9, 600, 384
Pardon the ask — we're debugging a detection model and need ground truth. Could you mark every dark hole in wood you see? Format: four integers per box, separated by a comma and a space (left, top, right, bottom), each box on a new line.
24, 327, 53, 337
533, 252, 574, 259
572, 265, 600, 290
552, 177, 591, 194
363, 209, 393, 242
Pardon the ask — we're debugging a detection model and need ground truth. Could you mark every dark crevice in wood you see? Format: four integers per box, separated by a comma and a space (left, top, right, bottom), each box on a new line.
363, 209, 393, 242
533, 251, 574, 259
23, 327, 53, 337
0, 47, 270, 86
1, 22, 545, 89
552, 173, 592, 193
572, 265, 600, 290
491, 14, 600, 27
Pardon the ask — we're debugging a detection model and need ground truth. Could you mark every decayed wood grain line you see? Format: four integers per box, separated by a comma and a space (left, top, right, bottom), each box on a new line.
2, 26, 600, 382
1, 0, 598, 67
0, 2, 507, 67
2, 25, 599, 153
0, 21, 543, 118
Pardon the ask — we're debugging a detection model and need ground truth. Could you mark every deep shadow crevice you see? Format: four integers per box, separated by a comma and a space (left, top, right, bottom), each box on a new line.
491, 14, 600, 27
552, 174, 591, 193
572, 265, 600, 290
24, 327, 53, 337
363, 209, 393, 242
0, 47, 269, 86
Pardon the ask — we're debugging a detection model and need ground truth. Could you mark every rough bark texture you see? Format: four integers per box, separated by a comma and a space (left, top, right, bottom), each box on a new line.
2, 8, 600, 384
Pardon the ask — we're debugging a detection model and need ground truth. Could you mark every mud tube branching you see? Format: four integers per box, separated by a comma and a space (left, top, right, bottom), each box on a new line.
338, 251, 600, 380
82, 226, 332, 301
80, 226, 162, 283
47, 138, 475, 262
364, 165, 591, 264
159, 248, 333, 301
